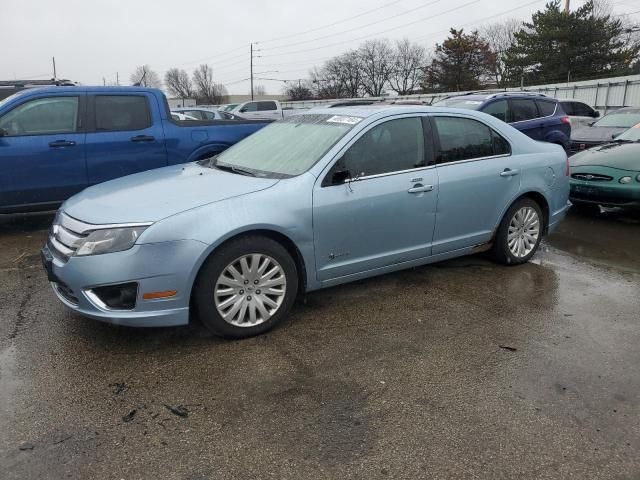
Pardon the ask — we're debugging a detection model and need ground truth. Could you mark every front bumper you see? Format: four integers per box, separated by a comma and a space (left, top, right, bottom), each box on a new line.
42, 239, 208, 327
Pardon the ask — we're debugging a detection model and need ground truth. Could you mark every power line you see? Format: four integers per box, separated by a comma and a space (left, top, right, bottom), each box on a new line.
260, 0, 443, 52
256, 0, 409, 44
260, 0, 482, 58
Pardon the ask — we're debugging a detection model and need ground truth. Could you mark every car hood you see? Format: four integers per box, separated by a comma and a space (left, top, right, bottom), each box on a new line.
63, 162, 279, 224
571, 125, 627, 143
570, 142, 640, 171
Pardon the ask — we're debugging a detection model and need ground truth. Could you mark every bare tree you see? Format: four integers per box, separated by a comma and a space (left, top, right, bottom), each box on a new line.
358, 39, 394, 96
388, 38, 427, 95
480, 19, 521, 87
130, 65, 162, 88
193, 64, 226, 104
253, 85, 267, 97
284, 81, 314, 100
164, 68, 195, 99
310, 59, 347, 99
337, 51, 363, 97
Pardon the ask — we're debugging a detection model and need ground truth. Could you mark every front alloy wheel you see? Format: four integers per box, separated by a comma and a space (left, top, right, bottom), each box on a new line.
214, 254, 287, 327
194, 235, 298, 338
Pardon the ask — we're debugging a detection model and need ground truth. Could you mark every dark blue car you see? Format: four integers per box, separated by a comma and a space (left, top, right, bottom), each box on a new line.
435, 92, 571, 151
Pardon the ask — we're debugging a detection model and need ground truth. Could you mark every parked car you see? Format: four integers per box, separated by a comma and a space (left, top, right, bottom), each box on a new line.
570, 107, 640, 154
172, 107, 238, 120
0, 86, 270, 213
170, 112, 198, 121
558, 99, 600, 128
42, 105, 569, 338
569, 125, 640, 211
231, 100, 295, 120
435, 92, 571, 151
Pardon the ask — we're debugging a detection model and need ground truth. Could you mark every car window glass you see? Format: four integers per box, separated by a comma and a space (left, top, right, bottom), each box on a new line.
340, 117, 425, 177
492, 131, 511, 155
481, 100, 509, 122
242, 102, 258, 112
185, 110, 204, 120
572, 102, 593, 117
0, 96, 78, 135
510, 99, 538, 122
536, 100, 556, 117
560, 102, 574, 115
258, 101, 277, 111
203, 111, 217, 120
95, 95, 151, 131
433, 116, 497, 163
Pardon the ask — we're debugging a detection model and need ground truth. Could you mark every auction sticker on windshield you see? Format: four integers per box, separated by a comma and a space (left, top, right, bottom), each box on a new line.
326, 115, 362, 125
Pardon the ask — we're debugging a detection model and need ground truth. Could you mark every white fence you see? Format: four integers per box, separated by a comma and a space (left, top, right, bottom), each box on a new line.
281, 74, 640, 114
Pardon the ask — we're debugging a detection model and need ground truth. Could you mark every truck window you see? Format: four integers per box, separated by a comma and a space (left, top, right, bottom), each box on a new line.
258, 101, 277, 111
95, 95, 151, 131
0, 96, 79, 136
242, 102, 258, 112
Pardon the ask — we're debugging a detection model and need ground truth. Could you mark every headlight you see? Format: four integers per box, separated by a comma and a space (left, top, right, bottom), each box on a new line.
619, 176, 632, 184
636, 174, 640, 182
75, 227, 148, 256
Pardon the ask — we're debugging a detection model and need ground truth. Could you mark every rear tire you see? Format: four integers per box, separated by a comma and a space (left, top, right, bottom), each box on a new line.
491, 198, 543, 265
193, 235, 298, 339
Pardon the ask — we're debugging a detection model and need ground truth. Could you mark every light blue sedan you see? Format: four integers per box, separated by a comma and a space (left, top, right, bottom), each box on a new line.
42, 106, 570, 338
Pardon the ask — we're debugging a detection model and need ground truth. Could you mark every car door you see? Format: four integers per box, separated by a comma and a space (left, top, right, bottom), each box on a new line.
85, 93, 168, 185
0, 93, 87, 211
237, 101, 259, 120
313, 115, 438, 282
257, 101, 281, 120
509, 99, 542, 140
430, 115, 519, 254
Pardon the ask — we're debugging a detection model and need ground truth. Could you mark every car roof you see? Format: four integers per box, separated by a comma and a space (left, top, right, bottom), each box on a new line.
306, 104, 490, 118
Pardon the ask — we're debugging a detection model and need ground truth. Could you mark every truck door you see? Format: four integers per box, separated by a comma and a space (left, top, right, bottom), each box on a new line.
0, 93, 87, 211
85, 93, 168, 185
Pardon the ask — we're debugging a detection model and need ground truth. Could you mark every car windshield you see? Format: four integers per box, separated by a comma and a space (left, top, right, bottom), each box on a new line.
434, 98, 485, 110
593, 110, 640, 128
613, 124, 640, 141
212, 114, 361, 177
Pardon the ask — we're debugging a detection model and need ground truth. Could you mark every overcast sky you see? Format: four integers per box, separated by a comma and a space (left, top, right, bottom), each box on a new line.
2, 0, 638, 95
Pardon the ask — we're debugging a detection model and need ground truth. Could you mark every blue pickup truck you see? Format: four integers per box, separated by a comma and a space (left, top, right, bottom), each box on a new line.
0, 86, 270, 213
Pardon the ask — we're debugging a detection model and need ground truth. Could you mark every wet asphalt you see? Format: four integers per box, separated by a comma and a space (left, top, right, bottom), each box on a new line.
0, 208, 639, 480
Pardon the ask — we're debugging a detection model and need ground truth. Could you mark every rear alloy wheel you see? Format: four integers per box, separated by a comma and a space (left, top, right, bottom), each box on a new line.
491, 198, 543, 265
194, 236, 298, 338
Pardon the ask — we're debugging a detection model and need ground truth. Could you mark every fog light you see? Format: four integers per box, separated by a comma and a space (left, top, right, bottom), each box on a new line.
620, 176, 632, 184
87, 282, 138, 310
636, 174, 640, 182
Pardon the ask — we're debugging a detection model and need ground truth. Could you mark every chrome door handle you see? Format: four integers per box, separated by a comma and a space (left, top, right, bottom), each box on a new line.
500, 168, 520, 177
408, 184, 434, 194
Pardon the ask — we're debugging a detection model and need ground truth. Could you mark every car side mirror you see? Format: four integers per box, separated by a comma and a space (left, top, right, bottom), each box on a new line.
239, 107, 248, 113
593, 111, 600, 118
587, 121, 595, 127
0, 128, 8, 137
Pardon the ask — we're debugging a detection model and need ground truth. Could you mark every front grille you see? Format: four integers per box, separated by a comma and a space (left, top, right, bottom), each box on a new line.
47, 212, 91, 261
571, 173, 613, 182
54, 281, 79, 305
570, 141, 599, 153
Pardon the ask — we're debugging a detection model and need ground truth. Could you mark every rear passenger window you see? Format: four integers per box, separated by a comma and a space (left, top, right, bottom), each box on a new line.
572, 102, 594, 117
258, 101, 277, 111
433, 116, 510, 163
340, 117, 425, 177
95, 96, 151, 131
482, 100, 509, 122
536, 100, 556, 117
510, 99, 538, 122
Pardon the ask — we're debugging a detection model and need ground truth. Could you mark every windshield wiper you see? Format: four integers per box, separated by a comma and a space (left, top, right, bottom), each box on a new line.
214, 162, 257, 177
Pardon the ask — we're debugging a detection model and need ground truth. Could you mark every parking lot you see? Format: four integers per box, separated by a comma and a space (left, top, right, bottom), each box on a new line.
0, 209, 638, 479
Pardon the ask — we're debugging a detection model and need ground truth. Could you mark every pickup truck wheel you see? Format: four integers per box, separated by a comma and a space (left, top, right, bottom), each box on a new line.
194, 236, 298, 338
490, 198, 543, 265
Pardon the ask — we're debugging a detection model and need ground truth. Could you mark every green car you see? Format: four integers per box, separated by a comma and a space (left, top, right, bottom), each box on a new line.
570, 126, 640, 211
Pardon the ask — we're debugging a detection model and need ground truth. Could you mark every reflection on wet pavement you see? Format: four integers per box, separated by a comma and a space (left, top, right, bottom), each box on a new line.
0, 208, 638, 479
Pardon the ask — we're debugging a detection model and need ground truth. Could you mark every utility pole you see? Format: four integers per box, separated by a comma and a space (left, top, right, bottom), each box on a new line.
563, 0, 569, 14
52, 56, 57, 80
103, 77, 106, 86
116, 72, 119, 86
250, 43, 254, 101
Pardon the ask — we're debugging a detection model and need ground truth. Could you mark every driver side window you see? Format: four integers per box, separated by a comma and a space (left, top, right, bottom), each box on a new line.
337, 117, 426, 179
0, 96, 79, 136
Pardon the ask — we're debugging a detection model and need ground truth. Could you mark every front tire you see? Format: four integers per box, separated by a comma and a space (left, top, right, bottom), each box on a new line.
194, 235, 298, 338
491, 198, 543, 265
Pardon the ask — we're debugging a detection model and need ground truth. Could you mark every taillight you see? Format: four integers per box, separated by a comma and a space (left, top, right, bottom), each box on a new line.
560, 116, 571, 125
